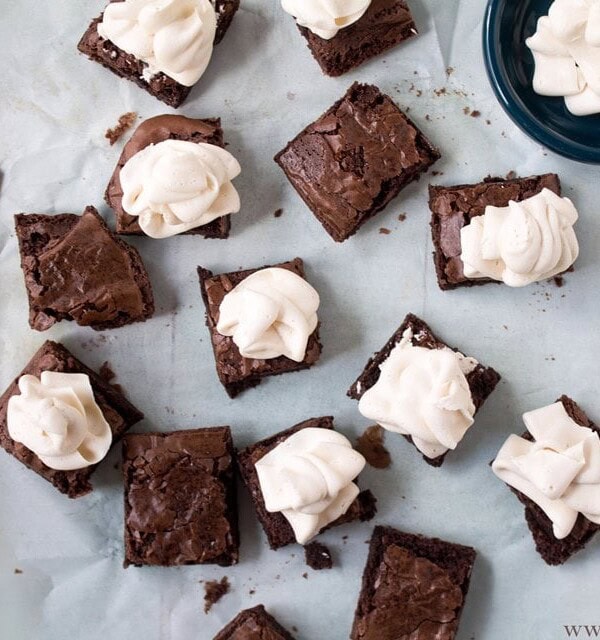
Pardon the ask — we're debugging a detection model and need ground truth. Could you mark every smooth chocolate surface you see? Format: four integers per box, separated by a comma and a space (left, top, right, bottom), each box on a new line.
213, 605, 296, 640
275, 83, 440, 242
298, 0, 418, 77
348, 313, 501, 467
123, 427, 238, 567
198, 258, 322, 398
15, 206, 154, 331
0, 341, 143, 498
429, 174, 561, 290
351, 526, 476, 640
237, 416, 377, 550
105, 114, 230, 237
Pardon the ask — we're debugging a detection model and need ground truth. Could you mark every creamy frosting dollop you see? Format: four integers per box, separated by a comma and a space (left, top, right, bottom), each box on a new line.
281, 0, 372, 39
120, 139, 241, 238
460, 189, 579, 287
358, 328, 478, 459
255, 427, 366, 544
526, 0, 600, 115
492, 402, 600, 539
98, 0, 217, 86
7, 372, 112, 471
217, 267, 320, 362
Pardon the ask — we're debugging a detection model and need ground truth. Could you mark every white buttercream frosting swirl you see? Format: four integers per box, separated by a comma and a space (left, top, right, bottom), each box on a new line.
216, 267, 320, 362
98, 0, 216, 86
281, 0, 372, 39
120, 139, 241, 238
460, 189, 579, 287
255, 427, 366, 544
358, 328, 478, 459
7, 372, 112, 471
492, 402, 600, 539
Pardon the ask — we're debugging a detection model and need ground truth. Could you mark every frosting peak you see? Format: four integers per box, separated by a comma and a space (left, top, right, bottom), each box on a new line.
281, 0, 372, 39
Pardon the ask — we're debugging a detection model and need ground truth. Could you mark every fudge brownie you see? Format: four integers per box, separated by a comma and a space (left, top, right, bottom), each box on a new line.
348, 313, 501, 467
297, 0, 418, 77
275, 83, 440, 242
429, 173, 561, 290
123, 427, 239, 567
106, 114, 230, 238
213, 605, 296, 640
506, 395, 600, 566
197, 258, 322, 398
304, 541, 333, 570
0, 341, 143, 498
351, 526, 477, 640
77, 0, 240, 108
15, 206, 154, 331
236, 416, 377, 550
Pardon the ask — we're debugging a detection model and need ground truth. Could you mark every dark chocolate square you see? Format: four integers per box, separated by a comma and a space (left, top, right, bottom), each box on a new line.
105, 114, 230, 238
197, 258, 322, 398
275, 83, 440, 242
0, 341, 144, 499
429, 173, 561, 290
236, 416, 377, 550
297, 0, 418, 77
15, 206, 155, 331
348, 313, 501, 467
351, 526, 477, 640
123, 426, 239, 567
214, 604, 296, 640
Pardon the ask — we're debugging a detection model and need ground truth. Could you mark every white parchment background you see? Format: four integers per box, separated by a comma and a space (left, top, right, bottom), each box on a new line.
1, 1, 599, 639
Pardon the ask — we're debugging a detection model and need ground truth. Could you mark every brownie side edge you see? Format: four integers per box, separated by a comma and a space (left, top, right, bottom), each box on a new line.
213, 604, 296, 640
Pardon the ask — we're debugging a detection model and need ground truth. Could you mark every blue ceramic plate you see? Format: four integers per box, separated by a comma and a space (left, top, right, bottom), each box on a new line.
483, 0, 600, 164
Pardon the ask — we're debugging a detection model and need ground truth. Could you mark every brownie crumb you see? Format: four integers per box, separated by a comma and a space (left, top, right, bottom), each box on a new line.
379, 227, 391, 235
470, 110, 481, 118
105, 112, 137, 145
553, 275, 565, 288
398, 213, 407, 222
434, 87, 447, 97
274, 208, 284, 218
14, 568, 23, 575
204, 576, 230, 613
463, 106, 471, 115
486, 119, 491, 125
249, 589, 256, 595
415, 89, 423, 97
302, 572, 308, 579
505, 170, 517, 180
431, 170, 444, 176
446, 66, 455, 75
304, 542, 333, 570
356, 425, 391, 470
425, 114, 431, 121
286, 92, 296, 101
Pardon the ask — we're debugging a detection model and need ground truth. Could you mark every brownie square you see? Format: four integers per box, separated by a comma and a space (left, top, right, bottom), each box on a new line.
105, 114, 230, 238
213, 605, 296, 640
77, 0, 240, 109
197, 258, 322, 398
504, 395, 600, 566
297, 0, 418, 77
275, 83, 440, 242
0, 341, 143, 499
123, 427, 239, 567
351, 526, 477, 640
429, 173, 561, 290
237, 416, 377, 550
15, 206, 154, 332
348, 313, 501, 467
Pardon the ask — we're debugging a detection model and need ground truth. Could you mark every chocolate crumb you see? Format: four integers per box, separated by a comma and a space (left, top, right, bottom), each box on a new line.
416, 89, 423, 97
434, 87, 447, 96
105, 112, 137, 145
431, 170, 444, 176
425, 114, 431, 121
274, 208, 284, 218
203, 576, 230, 613
398, 213, 407, 222
249, 589, 256, 595
302, 572, 308, 579
486, 119, 491, 125
286, 92, 296, 101
379, 227, 391, 235
463, 106, 471, 115
14, 568, 23, 575
446, 66, 455, 75
553, 275, 565, 288
356, 425, 391, 470
470, 110, 481, 118
304, 542, 333, 570
505, 170, 517, 180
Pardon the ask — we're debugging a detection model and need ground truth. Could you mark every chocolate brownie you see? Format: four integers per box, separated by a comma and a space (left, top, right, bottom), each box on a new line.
0, 341, 143, 498
15, 206, 154, 331
348, 313, 501, 467
297, 0, 418, 77
106, 114, 230, 238
275, 83, 440, 242
213, 605, 296, 640
123, 427, 239, 567
304, 541, 333, 570
351, 526, 477, 640
236, 416, 377, 550
77, 0, 240, 108
197, 258, 322, 398
429, 173, 561, 290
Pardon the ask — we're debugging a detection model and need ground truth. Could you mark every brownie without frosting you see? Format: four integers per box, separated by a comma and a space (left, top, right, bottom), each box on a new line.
348, 313, 501, 467
429, 173, 561, 290
197, 258, 322, 398
105, 114, 230, 238
213, 605, 296, 640
275, 83, 440, 242
123, 427, 239, 567
236, 416, 377, 550
15, 206, 154, 332
77, 0, 240, 109
351, 526, 477, 640
0, 341, 143, 498
297, 0, 418, 77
